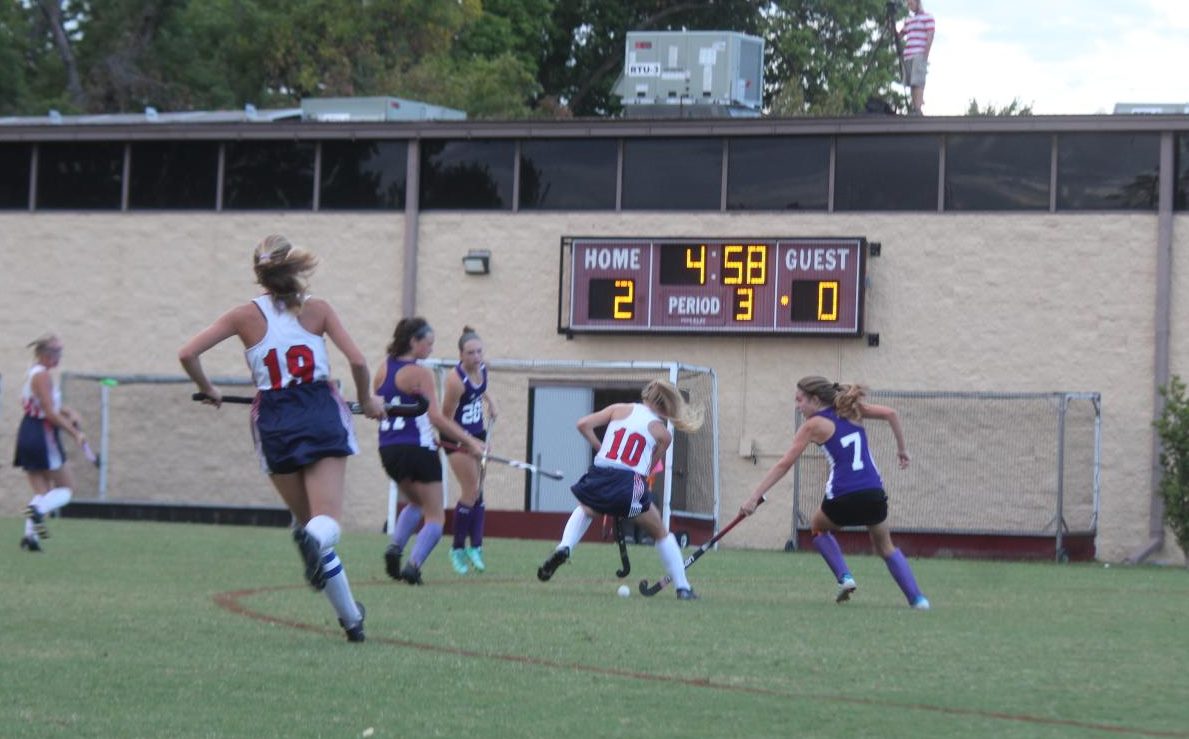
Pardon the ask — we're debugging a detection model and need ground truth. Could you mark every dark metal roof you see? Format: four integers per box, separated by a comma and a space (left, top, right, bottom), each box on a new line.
3, 110, 1189, 142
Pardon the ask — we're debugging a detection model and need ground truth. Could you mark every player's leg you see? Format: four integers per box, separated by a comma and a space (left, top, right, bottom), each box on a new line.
634, 506, 695, 599
18, 420, 70, 542
301, 456, 366, 638
467, 492, 487, 572
41, 464, 75, 517
537, 503, 596, 581
810, 507, 856, 602
870, 522, 929, 609
401, 479, 445, 584
386, 489, 421, 579
379, 446, 419, 579
447, 450, 480, 574
21, 471, 53, 549
271, 471, 324, 589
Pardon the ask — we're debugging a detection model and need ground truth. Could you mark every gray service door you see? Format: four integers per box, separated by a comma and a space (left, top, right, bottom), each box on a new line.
530, 385, 594, 511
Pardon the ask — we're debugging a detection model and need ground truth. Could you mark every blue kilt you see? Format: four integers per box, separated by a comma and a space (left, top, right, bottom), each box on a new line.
13, 415, 65, 471
252, 381, 357, 475
570, 465, 653, 519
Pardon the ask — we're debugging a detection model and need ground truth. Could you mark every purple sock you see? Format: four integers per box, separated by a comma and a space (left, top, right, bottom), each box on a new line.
884, 548, 923, 604
410, 522, 443, 567
452, 504, 473, 549
812, 532, 851, 582
470, 499, 485, 548
391, 505, 423, 549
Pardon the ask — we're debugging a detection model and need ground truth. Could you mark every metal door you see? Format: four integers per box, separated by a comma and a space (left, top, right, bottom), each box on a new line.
530, 386, 594, 511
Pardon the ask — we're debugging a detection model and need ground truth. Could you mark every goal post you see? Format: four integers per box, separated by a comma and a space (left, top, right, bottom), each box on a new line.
421, 358, 721, 532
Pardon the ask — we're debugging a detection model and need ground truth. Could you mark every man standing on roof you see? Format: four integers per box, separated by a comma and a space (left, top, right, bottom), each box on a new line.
900, 0, 935, 115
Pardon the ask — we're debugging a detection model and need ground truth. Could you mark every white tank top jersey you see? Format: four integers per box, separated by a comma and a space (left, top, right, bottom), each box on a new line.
20, 364, 60, 418
243, 295, 332, 391
593, 403, 661, 476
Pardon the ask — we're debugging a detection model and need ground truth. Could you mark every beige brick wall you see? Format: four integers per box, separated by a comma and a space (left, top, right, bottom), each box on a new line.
2, 210, 1184, 563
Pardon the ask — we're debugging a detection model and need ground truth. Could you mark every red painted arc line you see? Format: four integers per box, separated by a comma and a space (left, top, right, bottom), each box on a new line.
212, 583, 1187, 739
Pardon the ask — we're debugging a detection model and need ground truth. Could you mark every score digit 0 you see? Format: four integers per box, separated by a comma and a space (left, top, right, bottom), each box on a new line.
788, 279, 840, 322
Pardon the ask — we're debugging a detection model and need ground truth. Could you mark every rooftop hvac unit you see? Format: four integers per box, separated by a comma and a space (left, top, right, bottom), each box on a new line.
613, 31, 764, 117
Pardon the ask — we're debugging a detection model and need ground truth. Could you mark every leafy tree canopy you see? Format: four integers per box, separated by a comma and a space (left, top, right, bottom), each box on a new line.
1, 0, 909, 119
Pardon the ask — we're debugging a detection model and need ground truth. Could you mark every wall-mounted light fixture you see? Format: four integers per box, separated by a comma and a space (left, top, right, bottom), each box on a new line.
462, 249, 491, 275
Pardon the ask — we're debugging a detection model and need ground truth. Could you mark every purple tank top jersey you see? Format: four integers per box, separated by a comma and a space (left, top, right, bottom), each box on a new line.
376, 356, 436, 449
817, 407, 884, 499
452, 363, 488, 436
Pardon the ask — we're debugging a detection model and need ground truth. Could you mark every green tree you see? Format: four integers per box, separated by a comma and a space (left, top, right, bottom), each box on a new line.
764, 0, 905, 116
1154, 376, 1189, 560
0, 2, 33, 114
965, 97, 1034, 116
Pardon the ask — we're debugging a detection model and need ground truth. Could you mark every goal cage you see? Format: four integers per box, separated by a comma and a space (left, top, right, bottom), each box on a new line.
417, 358, 721, 534
59, 361, 721, 533
789, 390, 1101, 561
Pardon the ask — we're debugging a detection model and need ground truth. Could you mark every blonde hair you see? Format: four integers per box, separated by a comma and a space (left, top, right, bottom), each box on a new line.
253, 234, 318, 311
27, 333, 61, 357
796, 375, 867, 422
642, 379, 704, 433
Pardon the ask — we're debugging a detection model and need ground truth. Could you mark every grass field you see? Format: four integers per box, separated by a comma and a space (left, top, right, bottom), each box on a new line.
3, 518, 1187, 738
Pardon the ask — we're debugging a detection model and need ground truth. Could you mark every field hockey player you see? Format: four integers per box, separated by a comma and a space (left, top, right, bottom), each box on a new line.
537, 379, 704, 599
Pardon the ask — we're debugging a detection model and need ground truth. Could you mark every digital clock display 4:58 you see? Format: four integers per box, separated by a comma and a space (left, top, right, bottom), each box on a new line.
561, 237, 867, 336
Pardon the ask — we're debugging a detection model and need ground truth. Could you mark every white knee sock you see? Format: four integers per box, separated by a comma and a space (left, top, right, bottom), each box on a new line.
40, 487, 72, 513
305, 515, 341, 551
559, 507, 593, 551
320, 549, 362, 626
656, 533, 690, 591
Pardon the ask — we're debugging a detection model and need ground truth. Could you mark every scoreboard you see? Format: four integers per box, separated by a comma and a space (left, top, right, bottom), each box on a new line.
559, 237, 867, 336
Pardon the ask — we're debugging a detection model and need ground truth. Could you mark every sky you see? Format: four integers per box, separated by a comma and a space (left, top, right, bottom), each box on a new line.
919, 0, 1189, 115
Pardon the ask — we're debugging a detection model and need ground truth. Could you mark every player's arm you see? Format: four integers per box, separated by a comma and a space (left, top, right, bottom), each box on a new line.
648, 420, 672, 469
406, 366, 483, 455
318, 299, 383, 419
30, 371, 83, 442
440, 371, 463, 422
576, 404, 622, 451
740, 419, 823, 515
484, 390, 499, 422
860, 402, 910, 468
178, 305, 243, 405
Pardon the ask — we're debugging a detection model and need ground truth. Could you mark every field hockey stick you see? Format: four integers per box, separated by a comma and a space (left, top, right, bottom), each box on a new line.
438, 439, 565, 480
191, 392, 428, 417
638, 496, 765, 597
72, 420, 100, 467
81, 439, 101, 468
613, 517, 631, 578
478, 415, 496, 495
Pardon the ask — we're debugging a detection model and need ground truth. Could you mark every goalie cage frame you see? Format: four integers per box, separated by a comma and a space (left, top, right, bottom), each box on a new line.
386, 358, 721, 537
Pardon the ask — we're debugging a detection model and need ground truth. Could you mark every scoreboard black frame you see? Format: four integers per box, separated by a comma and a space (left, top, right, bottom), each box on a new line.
558, 236, 868, 337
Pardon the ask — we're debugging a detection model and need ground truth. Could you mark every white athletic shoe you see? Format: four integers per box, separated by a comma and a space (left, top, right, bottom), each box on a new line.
835, 576, 857, 603
911, 595, 931, 611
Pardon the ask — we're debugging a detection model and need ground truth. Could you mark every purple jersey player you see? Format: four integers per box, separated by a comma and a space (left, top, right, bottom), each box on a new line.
441, 326, 499, 575
374, 317, 485, 586
740, 376, 930, 610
